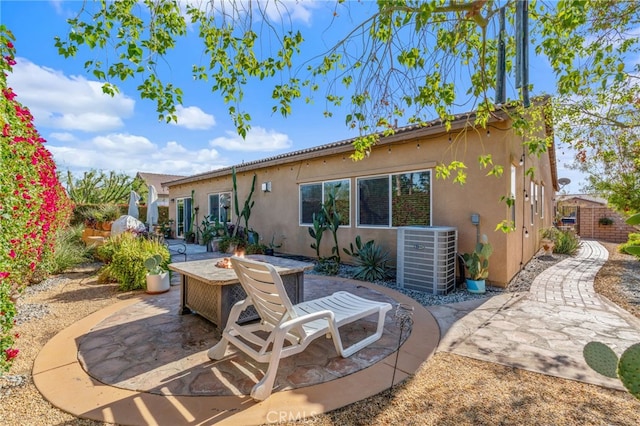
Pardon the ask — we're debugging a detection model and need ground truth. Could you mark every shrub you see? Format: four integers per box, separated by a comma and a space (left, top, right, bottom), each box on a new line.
554, 230, 581, 255
245, 243, 266, 255
313, 257, 340, 275
619, 233, 640, 259
1, 28, 73, 372
47, 225, 93, 274
98, 233, 170, 291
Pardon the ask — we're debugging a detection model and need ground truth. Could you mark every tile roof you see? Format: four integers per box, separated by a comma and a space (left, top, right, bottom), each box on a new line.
165, 97, 555, 188
136, 172, 186, 196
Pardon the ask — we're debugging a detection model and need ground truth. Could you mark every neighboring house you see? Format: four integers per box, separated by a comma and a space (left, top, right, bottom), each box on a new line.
165, 105, 557, 288
556, 194, 637, 243
136, 172, 185, 207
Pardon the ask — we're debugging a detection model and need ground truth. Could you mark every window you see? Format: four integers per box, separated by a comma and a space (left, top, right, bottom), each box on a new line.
299, 179, 350, 226
208, 192, 232, 223
534, 183, 539, 215
510, 164, 516, 224
541, 185, 545, 219
358, 170, 431, 227
530, 181, 534, 226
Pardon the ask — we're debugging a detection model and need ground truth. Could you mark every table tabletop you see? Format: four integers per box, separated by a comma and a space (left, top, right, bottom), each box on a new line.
168, 255, 314, 286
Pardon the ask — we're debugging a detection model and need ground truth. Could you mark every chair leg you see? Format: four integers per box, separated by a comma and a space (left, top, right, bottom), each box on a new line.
250, 332, 287, 401
207, 337, 229, 360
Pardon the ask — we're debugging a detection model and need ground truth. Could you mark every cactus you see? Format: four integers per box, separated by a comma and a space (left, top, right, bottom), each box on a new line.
144, 254, 165, 275
462, 234, 493, 280
618, 343, 640, 399
583, 342, 640, 400
583, 341, 619, 378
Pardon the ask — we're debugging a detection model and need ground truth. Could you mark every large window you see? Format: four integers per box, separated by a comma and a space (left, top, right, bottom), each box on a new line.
208, 192, 232, 223
358, 170, 431, 227
299, 179, 350, 226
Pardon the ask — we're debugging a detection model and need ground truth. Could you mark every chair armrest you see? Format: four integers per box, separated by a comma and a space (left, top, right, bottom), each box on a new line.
227, 298, 255, 321
278, 310, 335, 333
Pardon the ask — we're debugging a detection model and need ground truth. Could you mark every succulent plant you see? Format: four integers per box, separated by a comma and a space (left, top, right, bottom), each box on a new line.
144, 254, 165, 275
583, 341, 640, 400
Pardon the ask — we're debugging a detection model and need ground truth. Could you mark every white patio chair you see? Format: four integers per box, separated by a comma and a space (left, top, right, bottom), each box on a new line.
207, 256, 392, 401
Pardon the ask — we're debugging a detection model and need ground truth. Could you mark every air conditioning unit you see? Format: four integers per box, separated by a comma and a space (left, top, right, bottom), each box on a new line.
397, 226, 457, 295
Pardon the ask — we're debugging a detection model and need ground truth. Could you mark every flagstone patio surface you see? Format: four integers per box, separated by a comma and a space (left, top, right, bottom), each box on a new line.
33, 257, 438, 426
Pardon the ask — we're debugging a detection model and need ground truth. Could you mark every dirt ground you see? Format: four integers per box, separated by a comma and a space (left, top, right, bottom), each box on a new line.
0, 241, 639, 426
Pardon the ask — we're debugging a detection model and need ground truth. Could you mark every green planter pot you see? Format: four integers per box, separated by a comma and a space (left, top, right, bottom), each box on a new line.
466, 278, 486, 294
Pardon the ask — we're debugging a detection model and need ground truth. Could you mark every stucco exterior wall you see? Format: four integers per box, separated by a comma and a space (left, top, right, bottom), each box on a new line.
167, 115, 556, 287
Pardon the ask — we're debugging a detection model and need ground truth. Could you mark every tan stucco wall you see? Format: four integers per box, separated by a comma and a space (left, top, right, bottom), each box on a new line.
167, 117, 556, 287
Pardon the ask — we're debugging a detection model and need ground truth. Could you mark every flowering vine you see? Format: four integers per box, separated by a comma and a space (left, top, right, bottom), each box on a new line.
0, 26, 73, 372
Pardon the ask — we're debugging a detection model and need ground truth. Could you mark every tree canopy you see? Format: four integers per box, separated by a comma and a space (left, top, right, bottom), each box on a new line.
54, 0, 640, 209
63, 169, 145, 204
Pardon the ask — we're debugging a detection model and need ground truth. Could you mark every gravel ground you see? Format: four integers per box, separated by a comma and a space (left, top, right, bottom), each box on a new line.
1, 243, 639, 425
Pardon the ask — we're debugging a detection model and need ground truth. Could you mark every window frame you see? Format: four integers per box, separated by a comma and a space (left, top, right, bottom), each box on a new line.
356, 169, 432, 229
207, 191, 232, 224
299, 178, 351, 227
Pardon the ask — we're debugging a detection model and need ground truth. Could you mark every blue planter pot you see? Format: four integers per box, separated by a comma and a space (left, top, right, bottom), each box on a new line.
466, 278, 486, 294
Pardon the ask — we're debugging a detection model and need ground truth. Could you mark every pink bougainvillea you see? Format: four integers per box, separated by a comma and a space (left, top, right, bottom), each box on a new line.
0, 25, 73, 372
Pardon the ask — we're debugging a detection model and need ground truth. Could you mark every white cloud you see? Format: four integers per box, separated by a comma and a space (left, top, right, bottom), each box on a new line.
171, 105, 216, 130
263, 1, 316, 24
48, 132, 76, 142
48, 133, 225, 177
179, 0, 316, 25
7, 57, 135, 132
208, 126, 292, 151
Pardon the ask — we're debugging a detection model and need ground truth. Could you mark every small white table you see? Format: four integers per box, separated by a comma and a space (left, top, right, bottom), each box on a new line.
168, 255, 313, 328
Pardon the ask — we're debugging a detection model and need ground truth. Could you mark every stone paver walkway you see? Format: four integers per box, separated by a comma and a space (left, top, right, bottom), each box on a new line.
428, 240, 640, 391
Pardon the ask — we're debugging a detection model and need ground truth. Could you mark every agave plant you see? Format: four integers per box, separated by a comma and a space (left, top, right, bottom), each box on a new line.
344, 237, 391, 282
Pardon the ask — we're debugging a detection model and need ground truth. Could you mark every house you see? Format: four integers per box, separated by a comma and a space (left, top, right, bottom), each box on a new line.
136, 172, 185, 207
165, 104, 557, 288
556, 194, 637, 243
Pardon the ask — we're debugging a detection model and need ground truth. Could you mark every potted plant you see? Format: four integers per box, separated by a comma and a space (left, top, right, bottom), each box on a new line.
598, 217, 614, 226
144, 254, 170, 294
96, 204, 122, 231
265, 234, 282, 256
200, 215, 222, 252
160, 219, 174, 239
540, 227, 559, 256
462, 235, 493, 294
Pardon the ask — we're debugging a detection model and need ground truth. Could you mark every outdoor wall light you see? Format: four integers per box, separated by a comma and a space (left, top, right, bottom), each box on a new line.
524, 190, 529, 201
519, 154, 525, 166
523, 227, 530, 238
261, 181, 272, 192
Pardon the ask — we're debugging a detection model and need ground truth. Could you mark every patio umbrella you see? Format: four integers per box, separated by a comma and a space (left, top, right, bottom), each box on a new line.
128, 190, 140, 219
146, 184, 159, 231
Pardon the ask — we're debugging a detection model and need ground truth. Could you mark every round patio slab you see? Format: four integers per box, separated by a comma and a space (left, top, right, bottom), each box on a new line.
33, 276, 438, 426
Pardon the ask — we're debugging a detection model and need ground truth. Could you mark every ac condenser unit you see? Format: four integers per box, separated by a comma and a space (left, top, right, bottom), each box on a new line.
397, 226, 457, 295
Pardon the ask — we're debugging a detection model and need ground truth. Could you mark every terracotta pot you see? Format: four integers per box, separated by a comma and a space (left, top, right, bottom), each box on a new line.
540, 238, 555, 256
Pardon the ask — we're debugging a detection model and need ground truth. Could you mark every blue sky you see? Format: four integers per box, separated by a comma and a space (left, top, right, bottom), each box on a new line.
1, 0, 585, 193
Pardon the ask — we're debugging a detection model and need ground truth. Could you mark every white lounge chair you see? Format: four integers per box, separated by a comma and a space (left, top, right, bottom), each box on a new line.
207, 256, 392, 401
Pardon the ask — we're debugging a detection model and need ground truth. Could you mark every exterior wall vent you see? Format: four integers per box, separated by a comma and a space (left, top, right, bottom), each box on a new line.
397, 226, 458, 295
